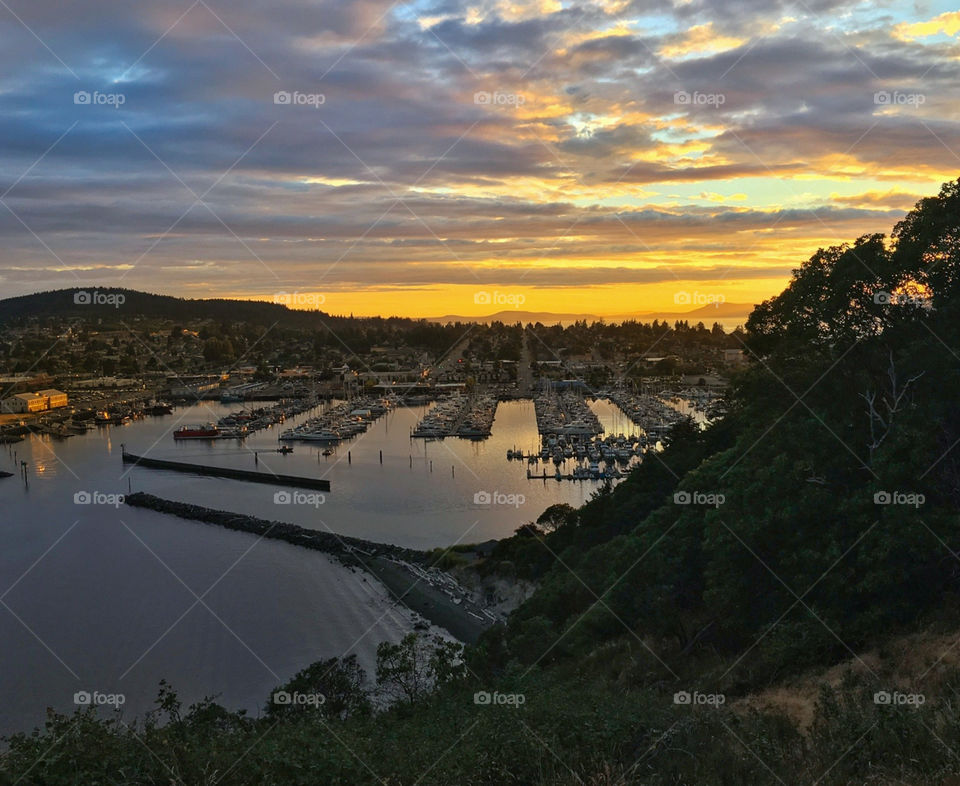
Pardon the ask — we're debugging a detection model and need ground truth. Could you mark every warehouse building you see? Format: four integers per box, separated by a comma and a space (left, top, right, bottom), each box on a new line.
0, 389, 69, 413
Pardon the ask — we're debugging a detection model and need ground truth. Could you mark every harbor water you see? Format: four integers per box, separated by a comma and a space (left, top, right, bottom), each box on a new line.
0, 398, 621, 735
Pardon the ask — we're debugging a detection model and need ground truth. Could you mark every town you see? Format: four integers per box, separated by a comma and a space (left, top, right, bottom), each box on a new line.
0, 290, 745, 449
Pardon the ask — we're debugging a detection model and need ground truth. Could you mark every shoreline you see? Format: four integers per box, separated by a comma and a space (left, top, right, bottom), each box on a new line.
124, 492, 495, 643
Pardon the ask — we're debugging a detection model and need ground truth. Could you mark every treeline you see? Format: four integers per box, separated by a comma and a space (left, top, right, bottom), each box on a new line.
486, 178, 960, 682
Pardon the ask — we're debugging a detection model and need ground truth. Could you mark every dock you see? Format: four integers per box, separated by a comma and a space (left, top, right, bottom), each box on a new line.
121, 448, 331, 491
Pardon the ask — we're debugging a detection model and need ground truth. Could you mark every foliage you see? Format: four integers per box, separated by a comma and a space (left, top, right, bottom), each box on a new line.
375, 633, 466, 705
265, 655, 370, 721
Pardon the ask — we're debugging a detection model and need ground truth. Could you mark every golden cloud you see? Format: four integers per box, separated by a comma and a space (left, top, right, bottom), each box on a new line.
659, 23, 746, 59
894, 11, 960, 41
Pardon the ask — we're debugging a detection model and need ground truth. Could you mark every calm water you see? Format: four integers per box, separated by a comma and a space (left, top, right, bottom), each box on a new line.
0, 399, 619, 735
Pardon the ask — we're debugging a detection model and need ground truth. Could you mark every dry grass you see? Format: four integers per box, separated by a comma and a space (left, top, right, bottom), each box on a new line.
734, 630, 960, 731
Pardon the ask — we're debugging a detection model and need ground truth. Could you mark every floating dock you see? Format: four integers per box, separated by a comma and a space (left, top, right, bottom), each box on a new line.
121, 448, 331, 491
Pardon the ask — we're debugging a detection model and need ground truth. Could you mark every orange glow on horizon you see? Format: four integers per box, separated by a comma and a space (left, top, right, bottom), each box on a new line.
226, 278, 789, 322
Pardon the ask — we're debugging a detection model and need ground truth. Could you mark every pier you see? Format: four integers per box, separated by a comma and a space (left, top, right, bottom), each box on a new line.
121, 448, 331, 491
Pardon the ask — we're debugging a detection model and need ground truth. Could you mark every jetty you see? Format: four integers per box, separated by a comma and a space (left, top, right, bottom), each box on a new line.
121, 448, 331, 491
124, 493, 493, 643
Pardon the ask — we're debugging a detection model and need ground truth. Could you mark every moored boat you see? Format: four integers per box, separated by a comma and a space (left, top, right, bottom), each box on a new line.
174, 424, 220, 440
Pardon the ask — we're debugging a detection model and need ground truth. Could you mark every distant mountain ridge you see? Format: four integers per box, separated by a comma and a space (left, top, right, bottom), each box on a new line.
0, 288, 755, 329
429, 301, 755, 326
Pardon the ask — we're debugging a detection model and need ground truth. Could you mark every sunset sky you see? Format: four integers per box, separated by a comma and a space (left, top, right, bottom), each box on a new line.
1, 0, 958, 317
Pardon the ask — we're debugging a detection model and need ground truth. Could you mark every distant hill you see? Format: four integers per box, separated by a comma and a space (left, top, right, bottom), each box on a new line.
429, 310, 603, 325
0, 288, 311, 327
612, 300, 755, 325
0, 289, 445, 329
0, 289, 755, 330
429, 301, 755, 327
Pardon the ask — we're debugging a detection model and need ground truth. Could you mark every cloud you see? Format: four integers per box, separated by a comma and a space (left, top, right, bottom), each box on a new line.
0, 0, 956, 310
894, 11, 960, 41
830, 190, 923, 210
658, 23, 746, 59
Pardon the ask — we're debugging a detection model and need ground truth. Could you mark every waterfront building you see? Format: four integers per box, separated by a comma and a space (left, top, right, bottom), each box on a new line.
1, 392, 48, 413
38, 389, 68, 409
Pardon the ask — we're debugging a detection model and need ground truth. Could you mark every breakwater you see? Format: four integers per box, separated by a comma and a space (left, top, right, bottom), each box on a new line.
121, 449, 331, 491
123, 493, 493, 642
124, 492, 413, 560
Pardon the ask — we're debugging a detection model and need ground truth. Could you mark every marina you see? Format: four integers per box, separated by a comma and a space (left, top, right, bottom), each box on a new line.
0, 397, 588, 735
533, 389, 603, 437
411, 393, 498, 439
0, 386, 718, 737
213, 396, 320, 438
279, 395, 393, 443
601, 388, 713, 437
505, 390, 667, 483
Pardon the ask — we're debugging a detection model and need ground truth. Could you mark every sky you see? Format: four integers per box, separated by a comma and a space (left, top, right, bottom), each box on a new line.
0, 0, 958, 318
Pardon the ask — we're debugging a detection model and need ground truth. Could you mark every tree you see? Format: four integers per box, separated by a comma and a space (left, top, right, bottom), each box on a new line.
536, 503, 577, 532
266, 655, 370, 721
892, 177, 960, 312
376, 633, 464, 705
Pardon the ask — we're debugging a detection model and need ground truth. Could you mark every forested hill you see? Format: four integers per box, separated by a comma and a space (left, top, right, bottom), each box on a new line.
0, 288, 446, 333
0, 288, 482, 352
489, 177, 960, 679
0, 288, 302, 325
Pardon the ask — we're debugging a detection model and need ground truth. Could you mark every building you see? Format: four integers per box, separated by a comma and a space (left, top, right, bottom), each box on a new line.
69, 376, 142, 389
38, 389, 68, 409
722, 349, 747, 365
166, 375, 221, 398
0, 373, 53, 393
1, 393, 48, 414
